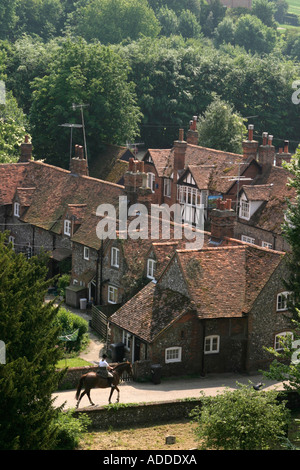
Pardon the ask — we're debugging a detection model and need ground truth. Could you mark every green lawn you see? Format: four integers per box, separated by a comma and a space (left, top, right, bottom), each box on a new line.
56, 357, 94, 368
286, 0, 300, 16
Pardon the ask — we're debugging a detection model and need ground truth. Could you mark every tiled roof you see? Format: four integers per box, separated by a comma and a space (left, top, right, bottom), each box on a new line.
241, 165, 296, 233
89, 144, 133, 183
147, 144, 250, 193
109, 281, 192, 343
0, 160, 125, 241
175, 245, 284, 318
0, 163, 28, 205
110, 243, 284, 342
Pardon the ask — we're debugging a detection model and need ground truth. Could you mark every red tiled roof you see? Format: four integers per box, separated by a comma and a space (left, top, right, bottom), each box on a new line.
109, 281, 192, 343
175, 245, 284, 318
241, 165, 296, 233
0, 163, 28, 205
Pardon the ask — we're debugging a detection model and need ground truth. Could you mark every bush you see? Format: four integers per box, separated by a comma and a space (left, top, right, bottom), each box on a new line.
52, 409, 91, 450
191, 383, 290, 450
56, 274, 70, 298
56, 307, 89, 352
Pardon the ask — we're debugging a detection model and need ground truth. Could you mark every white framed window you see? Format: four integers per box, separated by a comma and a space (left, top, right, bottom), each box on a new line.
275, 331, 294, 351
164, 178, 171, 197
239, 200, 250, 220
147, 259, 156, 279
64, 219, 71, 236
262, 241, 272, 249
83, 246, 89, 260
108, 285, 118, 304
14, 202, 20, 217
204, 335, 220, 354
147, 172, 155, 193
277, 291, 293, 311
241, 235, 255, 244
122, 331, 132, 350
165, 347, 182, 363
111, 247, 120, 268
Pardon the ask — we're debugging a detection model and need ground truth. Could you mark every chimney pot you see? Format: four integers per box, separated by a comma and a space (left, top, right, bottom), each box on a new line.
179, 128, 184, 141
268, 135, 273, 146
284, 140, 289, 153
248, 124, 254, 141
262, 132, 268, 146
279, 147, 283, 154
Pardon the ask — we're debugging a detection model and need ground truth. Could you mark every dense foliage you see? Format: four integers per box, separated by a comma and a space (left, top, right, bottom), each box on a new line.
0, 0, 299, 165
191, 384, 290, 450
0, 233, 64, 450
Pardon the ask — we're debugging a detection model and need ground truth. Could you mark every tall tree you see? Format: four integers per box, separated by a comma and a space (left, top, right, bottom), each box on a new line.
0, 234, 64, 450
197, 95, 246, 153
29, 37, 142, 168
68, 0, 160, 44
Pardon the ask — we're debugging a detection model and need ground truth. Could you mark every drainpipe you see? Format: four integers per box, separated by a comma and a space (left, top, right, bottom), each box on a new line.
201, 319, 206, 377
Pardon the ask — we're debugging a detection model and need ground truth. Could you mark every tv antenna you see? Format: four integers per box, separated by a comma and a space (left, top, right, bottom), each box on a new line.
59, 123, 83, 164
72, 103, 89, 164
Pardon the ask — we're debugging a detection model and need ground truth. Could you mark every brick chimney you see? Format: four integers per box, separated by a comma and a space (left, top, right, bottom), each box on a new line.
186, 116, 198, 145
70, 144, 89, 176
242, 124, 258, 160
19, 135, 32, 162
173, 128, 187, 175
275, 140, 292, 167
124, 158, 151, 206
210, 199, 236, 243
258, 133, 275, 167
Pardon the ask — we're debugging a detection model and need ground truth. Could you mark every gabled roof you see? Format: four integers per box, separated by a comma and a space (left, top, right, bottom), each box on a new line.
239, 165, 296, 233
0, 163, 28, 205
109, 281, 192, 343
145, 143, 252, 193
0, 159, 125, 237
175, 245, 284, 318
109, 243, 284, 342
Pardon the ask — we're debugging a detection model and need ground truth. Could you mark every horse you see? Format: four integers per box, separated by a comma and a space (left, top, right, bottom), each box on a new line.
75, 361, 133, 408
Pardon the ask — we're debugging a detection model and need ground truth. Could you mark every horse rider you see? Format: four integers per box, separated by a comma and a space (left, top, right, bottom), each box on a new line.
98, 354, 114, 387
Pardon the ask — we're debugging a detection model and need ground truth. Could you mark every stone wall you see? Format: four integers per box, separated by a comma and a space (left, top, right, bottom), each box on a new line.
73, 391, 300, 431
74, 398, 202, 430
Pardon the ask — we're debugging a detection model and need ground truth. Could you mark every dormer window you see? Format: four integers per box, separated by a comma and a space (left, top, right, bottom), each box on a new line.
64, 219, 71, 236
14, 202, 20, 217
239, 200, 250, 220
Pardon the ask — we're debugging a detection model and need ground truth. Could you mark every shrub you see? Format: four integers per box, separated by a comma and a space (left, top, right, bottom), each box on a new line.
52, 409, 91, 450
56, 307, 89, 352
191, 383, 290, 450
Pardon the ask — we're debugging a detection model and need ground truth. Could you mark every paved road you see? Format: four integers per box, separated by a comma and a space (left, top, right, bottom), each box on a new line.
53, 373, 284, 410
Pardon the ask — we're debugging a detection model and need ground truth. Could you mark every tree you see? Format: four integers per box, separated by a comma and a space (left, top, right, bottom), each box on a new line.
15, 0, 65, 40
197, 95, 246, 153
234, 14, 276, 54
0, 90, 29, 163
0, 0, 18, 40
191, 383, 290, 450
29, 37, 142, 168
178, 10, 201, 38
68, 0, 160, 44
157, 6, 179, 36
214, 16, 236, 46
252, 0, 276, 28
0, 233, 64, 450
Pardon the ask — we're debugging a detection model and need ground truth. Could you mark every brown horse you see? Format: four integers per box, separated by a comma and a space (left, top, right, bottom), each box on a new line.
75, 361, 133, 408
